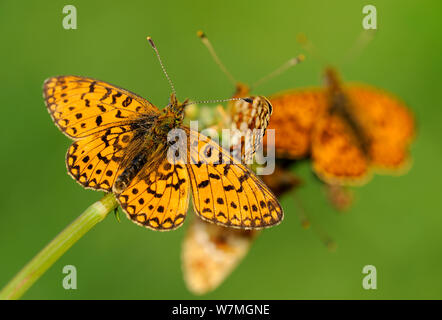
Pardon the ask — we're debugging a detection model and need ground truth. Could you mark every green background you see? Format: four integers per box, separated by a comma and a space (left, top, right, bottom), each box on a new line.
0, 0, 441, 299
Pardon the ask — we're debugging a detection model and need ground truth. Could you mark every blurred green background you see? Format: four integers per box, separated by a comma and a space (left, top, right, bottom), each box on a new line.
1, 0, 441, 299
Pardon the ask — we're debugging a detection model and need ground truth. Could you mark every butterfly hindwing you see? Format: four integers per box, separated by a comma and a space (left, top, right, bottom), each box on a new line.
116, 155, 190, 231
45, 75, 284, 231
66, 124, 137, 191
311, 112, 370, 185
185, 128, 283, 229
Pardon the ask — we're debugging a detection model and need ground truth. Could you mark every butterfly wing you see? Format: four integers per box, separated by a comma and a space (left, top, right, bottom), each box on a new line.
116, 153, 190, 231
228, 96, 273, 162
345, 85, 415, 172
184, 127, 283, 229
43, 76, 159, 139
311, 111, 370, 185
266, 89, 326, 159
66, 124, 138, 191
44, 76, 161, 191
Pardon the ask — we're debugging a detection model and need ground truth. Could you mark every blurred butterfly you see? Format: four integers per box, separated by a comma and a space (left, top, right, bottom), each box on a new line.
265, 67, 415, 185
43, 37, 283, 231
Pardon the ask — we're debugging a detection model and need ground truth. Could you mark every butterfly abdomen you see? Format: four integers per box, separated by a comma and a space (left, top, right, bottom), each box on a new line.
113, 153, 148, 193
329, 91, 371, 156
326, 71, 371, 156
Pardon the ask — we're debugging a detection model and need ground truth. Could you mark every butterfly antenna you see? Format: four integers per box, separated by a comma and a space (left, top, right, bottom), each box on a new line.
250, 54, 305, 90
183, 97, 253, 108
296, 33, 328, 66
197, 30, 238, 86
147, 36, 176, 95
340, 29, 377, 66
292, 191, 337, 252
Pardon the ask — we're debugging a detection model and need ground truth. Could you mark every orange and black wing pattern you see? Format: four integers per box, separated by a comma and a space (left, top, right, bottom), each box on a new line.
65, 124, 138, 191
43, 76, 159, 191
43, 76, 158, 138
185, 128, 283, 229
116, 154, 190, 231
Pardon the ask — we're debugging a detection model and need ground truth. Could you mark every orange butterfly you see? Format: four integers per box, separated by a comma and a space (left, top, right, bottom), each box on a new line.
43, 37, 283, 231
266, 67, 415, 185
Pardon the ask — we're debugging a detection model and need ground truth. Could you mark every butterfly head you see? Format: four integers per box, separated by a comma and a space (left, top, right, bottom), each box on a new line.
323, 67, 342, 93
168, 93, 189, 120
233, 83, 251, 98
156, 93, 188, 133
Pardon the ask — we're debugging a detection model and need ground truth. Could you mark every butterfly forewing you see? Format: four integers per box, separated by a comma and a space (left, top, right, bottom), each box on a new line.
345, 85, 415, 171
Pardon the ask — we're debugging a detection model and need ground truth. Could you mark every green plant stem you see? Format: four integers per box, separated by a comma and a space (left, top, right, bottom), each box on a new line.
0, 193, 118, 300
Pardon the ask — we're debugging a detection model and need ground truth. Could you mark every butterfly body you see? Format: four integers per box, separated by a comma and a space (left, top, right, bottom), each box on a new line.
323, 68, 371, 157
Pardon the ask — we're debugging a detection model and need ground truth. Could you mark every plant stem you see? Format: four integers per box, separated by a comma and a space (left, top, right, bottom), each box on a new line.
0, 193, 118, 300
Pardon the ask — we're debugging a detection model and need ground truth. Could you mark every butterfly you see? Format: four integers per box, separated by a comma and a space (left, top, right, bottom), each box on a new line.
265, 67, 415, 185
43, 38, 283, 231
